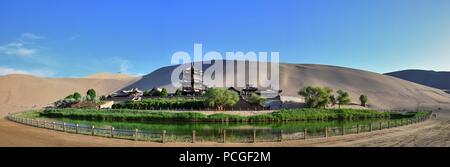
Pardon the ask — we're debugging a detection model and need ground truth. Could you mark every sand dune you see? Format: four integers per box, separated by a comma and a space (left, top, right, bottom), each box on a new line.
1, 62, 449, 116
0, 74, 139, 116
123, 61, 450, 110
86, 72, 137, 80
385, 70, 450, 92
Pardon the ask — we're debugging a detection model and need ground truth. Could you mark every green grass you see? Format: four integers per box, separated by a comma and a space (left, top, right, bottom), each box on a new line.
37, 108, 429, 123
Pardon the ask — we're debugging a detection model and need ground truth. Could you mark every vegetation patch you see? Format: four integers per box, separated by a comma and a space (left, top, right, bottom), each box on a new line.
37, 108, 428, 123
112, 98, 206, 110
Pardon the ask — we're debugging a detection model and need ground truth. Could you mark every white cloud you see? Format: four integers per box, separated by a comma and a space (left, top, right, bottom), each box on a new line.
19, 32, 45, 42
0, 33, 44, 57
0, 67, 56, 77
0, 42, 37, 57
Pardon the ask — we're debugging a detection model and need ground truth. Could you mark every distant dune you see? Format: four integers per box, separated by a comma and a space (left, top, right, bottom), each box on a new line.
85, 72, 137, 80
122, 61, 450, 110
0, 74, 139, 116
385, 70, 450, 93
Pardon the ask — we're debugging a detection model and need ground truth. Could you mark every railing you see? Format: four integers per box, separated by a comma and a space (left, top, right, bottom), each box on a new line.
6, 111, 433, 143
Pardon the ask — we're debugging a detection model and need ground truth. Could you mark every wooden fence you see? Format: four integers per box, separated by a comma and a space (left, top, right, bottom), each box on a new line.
6, 111, 433, 143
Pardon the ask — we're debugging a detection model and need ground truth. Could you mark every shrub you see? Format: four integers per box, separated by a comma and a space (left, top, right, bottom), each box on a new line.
175, 88, 182, 96
112, 98, 206, 110
247, 93, 265, 106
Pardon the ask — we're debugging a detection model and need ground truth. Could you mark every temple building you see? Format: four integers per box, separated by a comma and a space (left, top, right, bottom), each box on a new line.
181, 63, 206, 95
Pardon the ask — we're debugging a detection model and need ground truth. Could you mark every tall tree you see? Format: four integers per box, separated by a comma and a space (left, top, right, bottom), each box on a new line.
86, 89, 96, 101
161, 88, 168, 97
73, 92, 82, 101
337, 90, 351, 108
205, 88, 239, 111
298, 86, 333, 108
359, 94, 368, 107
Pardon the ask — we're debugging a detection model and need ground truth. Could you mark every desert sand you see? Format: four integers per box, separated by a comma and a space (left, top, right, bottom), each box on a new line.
0, 63, 449, 146
0, 73, 139, 117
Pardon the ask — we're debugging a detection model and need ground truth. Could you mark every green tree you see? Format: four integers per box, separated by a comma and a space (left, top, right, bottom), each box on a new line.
86, 89, 96, 101
175, 88, 182, 96
99, 95, 107, 101
143, 90, 150, 97
65, 94, 74, 99
205, 88, 239, 110
359, 94, 368, 107
73, 92, 82, 101
161, 88, 168, 97
248, 93, 266, 106
329, 94, 337, 106
337, 90, 351, 108
298, 86, 333, 108
149, 88, 161, 96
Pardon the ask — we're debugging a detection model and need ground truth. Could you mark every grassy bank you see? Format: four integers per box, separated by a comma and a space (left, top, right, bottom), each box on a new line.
36, 108, 428, 123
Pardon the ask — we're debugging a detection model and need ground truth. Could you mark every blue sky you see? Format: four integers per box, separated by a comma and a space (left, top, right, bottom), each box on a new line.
1, 0, 450, 77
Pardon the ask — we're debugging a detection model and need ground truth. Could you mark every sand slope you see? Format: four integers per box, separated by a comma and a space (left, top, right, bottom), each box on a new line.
122, 61, 450, 110
0, 74, 139, 116
86, 72, 136, 80
385, 70, 450, 92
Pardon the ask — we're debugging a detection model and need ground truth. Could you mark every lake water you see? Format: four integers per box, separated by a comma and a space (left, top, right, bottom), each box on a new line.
30, 116, 412, 142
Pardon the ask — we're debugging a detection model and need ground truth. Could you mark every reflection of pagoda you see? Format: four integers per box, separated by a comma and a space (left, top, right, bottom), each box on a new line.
182, 63, 206, 95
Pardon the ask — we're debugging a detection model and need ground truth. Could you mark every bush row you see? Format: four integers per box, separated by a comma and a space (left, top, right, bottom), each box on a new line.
112, 98, 206, 110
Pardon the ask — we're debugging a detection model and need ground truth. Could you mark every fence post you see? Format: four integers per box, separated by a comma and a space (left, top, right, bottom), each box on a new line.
279, 130, 283, 142
63, 122, 66, 132
325, 127, 328, 138
223, 129, 227, 143
162, 130, 166, 143
369, 123, 373, 132
134, 129, 138, 141
53, 122, 56, 130
304, 128, 308, 140
76, 124, 79, 134
380, 122, 383, 130
192, 130, 196, 143
253, 129, 257, 143
91, 125, 95, 136
357, 124, 360, 134
111, 127, 114, 138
